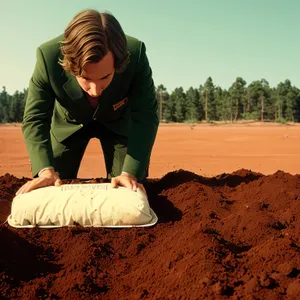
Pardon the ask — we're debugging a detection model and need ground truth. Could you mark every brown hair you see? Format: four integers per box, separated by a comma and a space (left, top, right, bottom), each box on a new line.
59, 9, 129, 76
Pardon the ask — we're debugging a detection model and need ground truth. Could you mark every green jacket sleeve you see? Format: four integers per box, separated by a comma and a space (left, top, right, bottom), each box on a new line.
122, 42, 159, 179
22, 47, 56, 177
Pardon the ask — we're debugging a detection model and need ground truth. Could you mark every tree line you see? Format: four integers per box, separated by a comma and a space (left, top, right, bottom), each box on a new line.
156, 77, 300, 123
1, 77, 300, 123
0, 87, 27, 123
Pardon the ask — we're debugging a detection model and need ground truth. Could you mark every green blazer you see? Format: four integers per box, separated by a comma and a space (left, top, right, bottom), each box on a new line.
22, 34, 159, 179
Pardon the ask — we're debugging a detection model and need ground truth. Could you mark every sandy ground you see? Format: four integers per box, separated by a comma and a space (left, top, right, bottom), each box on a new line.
1, 124, 300, 298
1, 122, 300, 179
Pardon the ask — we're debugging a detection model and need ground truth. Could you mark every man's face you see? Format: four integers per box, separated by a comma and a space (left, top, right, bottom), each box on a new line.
76, 51, 115, 97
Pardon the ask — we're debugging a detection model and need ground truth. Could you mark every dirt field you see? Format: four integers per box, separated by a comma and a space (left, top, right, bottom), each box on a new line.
1, 123, 300, 299
1, 122, 300, 178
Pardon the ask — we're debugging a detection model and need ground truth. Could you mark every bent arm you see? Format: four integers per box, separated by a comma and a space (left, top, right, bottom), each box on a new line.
122, 42, 159, 180
22, 47, 56, 177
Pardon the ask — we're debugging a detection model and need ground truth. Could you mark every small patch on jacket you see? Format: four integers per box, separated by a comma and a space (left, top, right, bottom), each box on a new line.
113, 97, 128, 111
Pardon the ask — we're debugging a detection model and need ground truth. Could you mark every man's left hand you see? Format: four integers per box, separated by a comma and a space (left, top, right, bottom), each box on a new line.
111, 173, 146, 195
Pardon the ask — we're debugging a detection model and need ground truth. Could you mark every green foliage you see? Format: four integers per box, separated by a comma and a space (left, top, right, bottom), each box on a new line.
183, 119, 198, 124
172, 87, 186, 122
241, 111, 260, 120
0, 87, 27, 123
185, 87, 201, 121
215, 87, 231, 121
229, 77, 247, 121
275, 117, 288, 124
156, 84, 169, 122
152, 77, 300, 124
202, 77, 216, 121
2, 78, 300, 124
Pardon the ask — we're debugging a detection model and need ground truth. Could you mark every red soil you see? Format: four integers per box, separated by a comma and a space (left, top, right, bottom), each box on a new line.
1, 169, 300, 299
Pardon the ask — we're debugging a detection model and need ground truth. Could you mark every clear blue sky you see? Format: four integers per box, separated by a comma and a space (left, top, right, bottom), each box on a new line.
1, 0, 300, 94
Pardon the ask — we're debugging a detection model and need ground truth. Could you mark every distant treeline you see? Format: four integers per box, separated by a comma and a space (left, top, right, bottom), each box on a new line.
0, 87, 27, 123
156, 77, 300, 124
1, 77, 300, 123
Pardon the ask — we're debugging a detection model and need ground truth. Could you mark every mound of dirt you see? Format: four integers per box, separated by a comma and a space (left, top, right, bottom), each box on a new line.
0, 169, 300, 299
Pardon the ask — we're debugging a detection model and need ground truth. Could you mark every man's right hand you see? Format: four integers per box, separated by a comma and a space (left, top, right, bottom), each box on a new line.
16, 169, 62, 195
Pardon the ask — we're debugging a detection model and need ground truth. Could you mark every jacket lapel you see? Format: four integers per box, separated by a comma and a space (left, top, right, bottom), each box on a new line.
62, 72, 95, 116
63, 74, 85, 102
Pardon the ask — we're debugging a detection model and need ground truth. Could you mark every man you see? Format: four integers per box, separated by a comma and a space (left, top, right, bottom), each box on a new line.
16, 9, 159, 195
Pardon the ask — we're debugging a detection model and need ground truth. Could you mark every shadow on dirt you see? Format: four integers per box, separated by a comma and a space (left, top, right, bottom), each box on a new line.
147, 194, 183, 223
0, 226, 61, 282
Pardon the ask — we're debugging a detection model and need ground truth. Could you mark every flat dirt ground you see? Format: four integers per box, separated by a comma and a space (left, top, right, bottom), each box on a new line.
1, 122, 300, 178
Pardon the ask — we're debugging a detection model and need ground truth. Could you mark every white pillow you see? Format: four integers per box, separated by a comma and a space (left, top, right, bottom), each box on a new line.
7, 183, 157, 228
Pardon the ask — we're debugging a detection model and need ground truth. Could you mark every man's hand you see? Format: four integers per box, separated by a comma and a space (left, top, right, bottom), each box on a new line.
111, 173, 147, 195
16, 169, 62, 195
